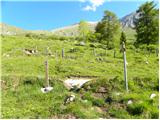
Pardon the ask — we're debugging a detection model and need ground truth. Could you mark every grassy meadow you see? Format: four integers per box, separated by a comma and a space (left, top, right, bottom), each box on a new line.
1, 33, 159, 119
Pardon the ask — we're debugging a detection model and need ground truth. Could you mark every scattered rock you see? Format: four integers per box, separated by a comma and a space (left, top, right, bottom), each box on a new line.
64, 94, 75, 105
115, 92, 121, 96
146, 61, 149, 64
150, 93, 156, 99
95, 107, 103, 113
127, 100, 133, 105
41, 86, 53, 93
3, 54, 10, 57
97, 87, 107, 93
24, 49, 38, 56
79, 41, 85, 46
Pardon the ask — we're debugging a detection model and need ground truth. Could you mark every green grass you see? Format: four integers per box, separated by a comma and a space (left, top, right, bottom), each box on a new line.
1, 34, 159, 119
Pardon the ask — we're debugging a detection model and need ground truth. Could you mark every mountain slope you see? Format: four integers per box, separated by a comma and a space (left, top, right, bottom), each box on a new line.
120, 12, 139, 28
51, 21, 98, 36
0, 23, 27, 35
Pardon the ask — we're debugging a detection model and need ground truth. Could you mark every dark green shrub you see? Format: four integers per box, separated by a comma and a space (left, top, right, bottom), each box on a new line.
127, 103, 144, 115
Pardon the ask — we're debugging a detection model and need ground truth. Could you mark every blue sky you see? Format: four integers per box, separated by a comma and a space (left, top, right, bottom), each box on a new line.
1, 0, 159, 30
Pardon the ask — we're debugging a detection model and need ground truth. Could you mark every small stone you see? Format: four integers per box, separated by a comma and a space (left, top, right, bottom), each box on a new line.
150, 93, 156, 99
70, 95, 75, 102
127, 100, 133, 105
98, 87, 107, 93
115, 93, 120, 96
64, 94, 75, 104
146, 61, 149, 64
41, 86, 53, 93
80, 41, 85, 46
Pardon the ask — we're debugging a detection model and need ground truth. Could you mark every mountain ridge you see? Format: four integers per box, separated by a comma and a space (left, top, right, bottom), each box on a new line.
0, 12, 137, 36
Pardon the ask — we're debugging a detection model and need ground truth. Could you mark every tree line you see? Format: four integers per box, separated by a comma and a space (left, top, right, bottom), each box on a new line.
78, 1, 159, 50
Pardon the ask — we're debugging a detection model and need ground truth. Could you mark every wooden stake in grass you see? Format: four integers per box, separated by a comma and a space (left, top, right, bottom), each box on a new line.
62, 48, 64, 58
45, 60, 49, 87
156, 48, 159, 56
122, 42, 128, 92
114, 49, 116, 58
93, 48, 96, 56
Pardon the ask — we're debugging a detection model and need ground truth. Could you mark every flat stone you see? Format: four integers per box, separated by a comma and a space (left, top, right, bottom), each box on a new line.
64, 78, 91, 90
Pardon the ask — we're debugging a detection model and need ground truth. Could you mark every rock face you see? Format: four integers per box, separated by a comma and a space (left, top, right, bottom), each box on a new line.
120, 12, 139, 28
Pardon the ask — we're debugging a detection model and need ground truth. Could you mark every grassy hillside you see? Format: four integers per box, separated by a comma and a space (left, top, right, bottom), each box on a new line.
1, 34, 159, 119
51, 22, 97, 37
0, 23, 26, 35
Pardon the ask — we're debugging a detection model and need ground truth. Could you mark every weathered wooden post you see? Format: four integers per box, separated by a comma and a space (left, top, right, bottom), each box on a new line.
45, 60, 49, 87
41, 60, 53, 93
93, 48, 96, 56
122, 42, 128, 92
114, 49, 116, 58
62, 48, 64, 58
156, 48, 159, 57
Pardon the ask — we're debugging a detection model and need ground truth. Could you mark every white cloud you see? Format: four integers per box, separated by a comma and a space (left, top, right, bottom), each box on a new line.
81, 0, 105, 12
83, 5, 96, 11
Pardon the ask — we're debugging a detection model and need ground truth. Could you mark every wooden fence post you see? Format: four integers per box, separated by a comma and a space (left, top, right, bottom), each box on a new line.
122, 42, 128, 92
114, 49, 116, 58
62, 48, 64, 58
45, 60, 49, 87
93, 48, 96, 56
156, 48, 159, 57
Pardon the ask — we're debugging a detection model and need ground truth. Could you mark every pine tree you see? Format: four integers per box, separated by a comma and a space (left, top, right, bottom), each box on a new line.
96, 10, 120, 49
134, 1, 159, 46
120, 31, 127, 45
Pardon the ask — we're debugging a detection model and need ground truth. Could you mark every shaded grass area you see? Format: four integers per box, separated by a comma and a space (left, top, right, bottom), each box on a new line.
1, 35, 159, 119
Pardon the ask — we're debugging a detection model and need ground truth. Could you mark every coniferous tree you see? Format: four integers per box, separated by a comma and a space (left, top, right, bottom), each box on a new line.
96, 10, 120, 49
134, 1, 159, 46
120, 31, 127, 45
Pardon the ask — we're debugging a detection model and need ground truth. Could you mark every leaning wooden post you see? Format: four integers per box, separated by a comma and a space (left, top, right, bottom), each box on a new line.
122, 42, 128, 92
45, 60, 49, 87
62, 48, 64, 58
